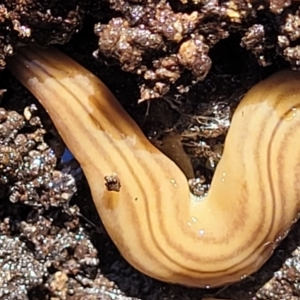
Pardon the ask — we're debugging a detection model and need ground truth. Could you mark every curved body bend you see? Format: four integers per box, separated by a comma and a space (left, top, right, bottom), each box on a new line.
8, 46, 300, 287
